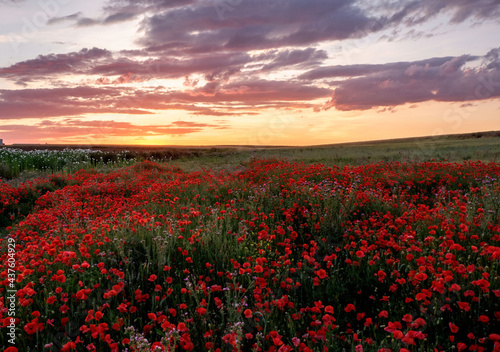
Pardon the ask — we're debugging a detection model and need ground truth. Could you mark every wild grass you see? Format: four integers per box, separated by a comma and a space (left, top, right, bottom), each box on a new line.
2, 132, 500, 180
172, 133, 500, 172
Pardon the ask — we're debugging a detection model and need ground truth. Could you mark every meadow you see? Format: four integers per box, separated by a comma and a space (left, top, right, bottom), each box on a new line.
3, 131, 500, 180
1, 132, 500, 352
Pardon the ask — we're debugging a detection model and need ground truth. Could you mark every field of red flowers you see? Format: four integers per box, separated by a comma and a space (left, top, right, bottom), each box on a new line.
1, 159, 500, 352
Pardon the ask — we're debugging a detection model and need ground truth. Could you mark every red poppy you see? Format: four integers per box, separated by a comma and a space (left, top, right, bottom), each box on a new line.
478, 315, 489, 323
244, 309, 253, 318
95, 311, 104, 321
345, 304, 355, 312
315, 269, 328, 279
378, 310, 389, 318
458, 302, 470, 311
61, 342, 76, 352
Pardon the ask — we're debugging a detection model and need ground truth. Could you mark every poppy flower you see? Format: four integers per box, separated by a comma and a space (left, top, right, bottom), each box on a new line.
378, 310, 389, 318
315, 269, 328, 279
458, 302, 470, 311
478, 315, 489, 323
244, 309, 253, 318
61, 342, 76, 352
449, 323, 459, 333
254, 265, 263, 273
345, 304, 355, 312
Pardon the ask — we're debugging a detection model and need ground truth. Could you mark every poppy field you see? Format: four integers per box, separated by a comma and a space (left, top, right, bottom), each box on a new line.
1, 158, 500, 351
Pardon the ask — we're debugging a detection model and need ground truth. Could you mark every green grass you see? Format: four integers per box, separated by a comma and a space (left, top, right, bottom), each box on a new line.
171, 132, 500, 172
2, 131, 500, 179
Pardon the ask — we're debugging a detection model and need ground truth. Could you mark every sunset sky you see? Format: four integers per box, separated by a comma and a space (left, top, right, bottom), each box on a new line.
1, 0, 499, 146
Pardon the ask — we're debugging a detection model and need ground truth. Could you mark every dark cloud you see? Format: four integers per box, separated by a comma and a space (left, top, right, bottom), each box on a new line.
42, 0, 500, 39
259, 48, 328, 72
185, 79, 331, 103
315, 52, 500, 111
1, 0, 500, 125
103, 11, 138, 24
50, 12, 135, 27
0, 46, 327, 85
299, 57, 466, 81
5, 0, 497, 86
0, 48, 112, 84
3, 49, 499, 117
52, 0, 197, 28
404, 0, 500, 24
139, 0, 381, 54
47, 12, 82, 25
104, 0, 197, 12
76, 17, 101, 27
0, 77, 324, 120
484, 48, 500, 70
136, 0, 499, 57
0, 49, 251, 83
0, 86, 152, 119
90, 52, 251, 79
359, 0, 500, 30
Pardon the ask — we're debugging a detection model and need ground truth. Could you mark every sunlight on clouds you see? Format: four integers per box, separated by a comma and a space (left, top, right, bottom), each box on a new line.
1, 0, 499, 145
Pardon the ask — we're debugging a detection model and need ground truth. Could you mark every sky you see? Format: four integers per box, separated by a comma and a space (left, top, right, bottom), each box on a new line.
0, 0, 499, 146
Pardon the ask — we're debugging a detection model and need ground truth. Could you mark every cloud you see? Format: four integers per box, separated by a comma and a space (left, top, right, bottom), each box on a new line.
47, 12, 82, 25
0, 86, 151, 119
137, 0, 500, 57
185, 79, 331, 103
90, 52, 252, 79
0, 45, 328, 86
0, 47, 112, 84
0, 118, 229, 143
0, 48, 253, 83
313, 52, 500, 111
0, 77, 325, 120
0, 0, 25, 5
6, 0, 497, 87
76, 17, 101, 27
405, 0, 500, 24
103, 11, 138, 24
4, 49, 499, 118
1, 0, 500, 125
49, 0, 197, 28
358, 0, 500, 29
41, 0, 500, 44
299, 57, 464, 80
259, 48, 328, 72
139, 0, 382, 54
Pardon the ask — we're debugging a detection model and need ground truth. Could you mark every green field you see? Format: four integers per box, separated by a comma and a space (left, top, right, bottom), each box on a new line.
2, 131, 500, 181
173, 131, 500, 172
